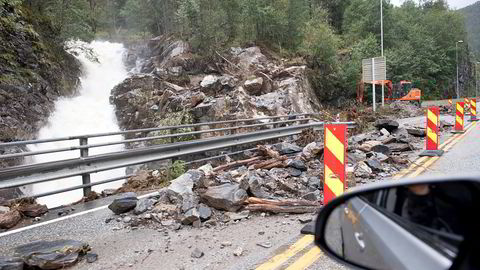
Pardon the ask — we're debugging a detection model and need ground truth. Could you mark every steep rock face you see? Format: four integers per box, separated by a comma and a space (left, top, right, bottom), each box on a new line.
111, 35, 321, 132
0, 2, 80, 144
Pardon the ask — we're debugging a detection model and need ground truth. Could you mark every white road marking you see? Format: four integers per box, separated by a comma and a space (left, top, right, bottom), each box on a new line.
0, 191, 159, 238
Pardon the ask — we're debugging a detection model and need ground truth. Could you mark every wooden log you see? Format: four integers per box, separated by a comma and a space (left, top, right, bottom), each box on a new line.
213, 156, 263, 172
245, 197, 319, 207
245, 204, 318, 214
257, 145, 281, 159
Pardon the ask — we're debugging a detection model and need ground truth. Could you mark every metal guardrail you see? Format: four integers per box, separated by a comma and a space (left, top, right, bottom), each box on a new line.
0, 116, 355, 201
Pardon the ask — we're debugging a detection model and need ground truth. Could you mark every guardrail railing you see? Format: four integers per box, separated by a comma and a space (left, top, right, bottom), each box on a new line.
0, 114, 355, 202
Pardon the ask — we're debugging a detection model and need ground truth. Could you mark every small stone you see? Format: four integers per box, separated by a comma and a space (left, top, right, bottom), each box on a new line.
123, 216, 132, 223
191, 248, 204, 258
197, 204, 212, 221
108, 195, 138, 215
105, 217, 113, 224
289, 168, 302, 177
380, 128, 390, 136
258, 231, 265, 235
192, 220, 201, 228
0, 210, 21, 229
133, 198, 155, 215
86, 253, 98, 263
225, 211, 249, 221
220, 241, 232, 248
18, 204, 48, 218
233, 247, 244, 257
0, 206, 10, 214
260, 213, 266, 217
257, 242, 272, 249
144, 213, 152, 219
287, 159, 307, 171
299, 217, 313, 224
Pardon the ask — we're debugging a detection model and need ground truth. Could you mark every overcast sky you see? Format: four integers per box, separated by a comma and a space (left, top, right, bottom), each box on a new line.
390, 0, 478, 9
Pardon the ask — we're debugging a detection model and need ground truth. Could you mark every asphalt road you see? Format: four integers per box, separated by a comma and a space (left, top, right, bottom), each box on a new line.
1, 115, 478, 270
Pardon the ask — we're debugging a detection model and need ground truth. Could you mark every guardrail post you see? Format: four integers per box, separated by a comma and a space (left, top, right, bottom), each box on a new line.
79, 137, 91, 196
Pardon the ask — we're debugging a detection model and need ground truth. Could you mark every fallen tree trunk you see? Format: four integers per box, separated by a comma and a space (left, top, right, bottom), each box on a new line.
213, 156, 263, 172
245, 197, 319, 207
245, 204, 318, 214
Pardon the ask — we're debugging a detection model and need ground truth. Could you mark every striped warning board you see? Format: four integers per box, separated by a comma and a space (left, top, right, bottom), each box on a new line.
323, 124, 347, 204
455, 102, 465, 131
426, 107, 440, 150
471, 98, 477, 121
465, 98, 470, 111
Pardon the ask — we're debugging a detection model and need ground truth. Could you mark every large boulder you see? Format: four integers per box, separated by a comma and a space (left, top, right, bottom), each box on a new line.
108, 193, 138, 215
14, 240, 89, 269
374, 120, 399, 132
168, 170, 205, 198
202, 184, 248, 212
273, 142, 302, 155
0, 210, 22, 229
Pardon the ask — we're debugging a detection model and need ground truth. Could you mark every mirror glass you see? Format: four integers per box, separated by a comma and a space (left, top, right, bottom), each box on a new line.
322, 181, 480, 270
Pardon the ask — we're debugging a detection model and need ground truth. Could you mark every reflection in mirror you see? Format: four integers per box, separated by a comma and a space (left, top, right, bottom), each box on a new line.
323, 181, 480, 270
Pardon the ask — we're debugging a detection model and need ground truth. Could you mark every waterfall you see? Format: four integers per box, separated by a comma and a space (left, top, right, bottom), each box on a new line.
28, 41, 128, 208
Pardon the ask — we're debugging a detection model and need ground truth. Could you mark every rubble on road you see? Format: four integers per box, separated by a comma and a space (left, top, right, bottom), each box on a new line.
10, 239, 92, 269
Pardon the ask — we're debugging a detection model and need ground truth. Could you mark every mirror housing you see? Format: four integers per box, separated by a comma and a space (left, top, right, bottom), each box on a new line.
314, 176, 480, 270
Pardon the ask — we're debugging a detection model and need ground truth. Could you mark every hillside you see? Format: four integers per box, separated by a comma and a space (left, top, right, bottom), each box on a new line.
461, 1, 480, 57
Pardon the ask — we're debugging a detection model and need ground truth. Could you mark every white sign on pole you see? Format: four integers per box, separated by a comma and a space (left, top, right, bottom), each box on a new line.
362, 56, 387, 112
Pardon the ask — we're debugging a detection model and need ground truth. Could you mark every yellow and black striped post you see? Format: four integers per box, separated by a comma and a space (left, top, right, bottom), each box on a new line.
470, 98, 478, 121
323, 124, 347, 204
453, 102, 465, 134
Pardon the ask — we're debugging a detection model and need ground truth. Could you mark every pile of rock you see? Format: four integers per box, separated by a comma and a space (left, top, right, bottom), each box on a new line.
0, 202, 48, 231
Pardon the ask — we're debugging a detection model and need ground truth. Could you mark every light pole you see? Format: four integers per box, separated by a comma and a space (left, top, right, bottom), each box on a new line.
456, 40, 464, 99
476, 61, 479, 98
380, 0, 385, 106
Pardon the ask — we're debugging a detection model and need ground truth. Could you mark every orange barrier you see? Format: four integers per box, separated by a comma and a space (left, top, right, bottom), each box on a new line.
323, 124, 346, 204
420, 107, 444, 157
470, 98, 478, 121
454, 102, 465, 133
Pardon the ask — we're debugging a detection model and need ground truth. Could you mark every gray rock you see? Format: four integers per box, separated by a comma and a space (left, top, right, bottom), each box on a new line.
299, 217, 313, 224
388, 143, 411, 152
168, 170, 205, 198
380, 128, 390, 136
192, 220, 202, 228
371, 144, 392, 156
393, 128, 411, 143
225, 210, 250, 221
307, 177, 321, 190
365, 159, 383, 172
0, 256, 23, 270
202, 184, 248, 212
273, 142, 302, 155
354, 162, 373, 177
86, 253, 98, 263
233, 247, 244, 256
349, 150, 367, 163
14, 240, 89, 269
375, 119, 399, 132
182, 208, 200, 225
407, 128, 426, 137
287, 159, 307, 171
373, 152, 390, 162
123, 216, 132, 223
19, 204, 48, 218
133, 198, 155, 215
248, 171, 269, 198
200, 75, 219, 88
108, 196, 138, 215
289, 168, 302, 177
191, 248, 204, 259
302, 191, 321, 201
302, 142, 324, 160
198, 204, 212, 221
220, 241, 232, 248
181, 194, 199, 213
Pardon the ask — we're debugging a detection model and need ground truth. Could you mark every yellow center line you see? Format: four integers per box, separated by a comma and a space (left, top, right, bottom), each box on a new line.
255, 235, 314, 270
284, 246, 323, 270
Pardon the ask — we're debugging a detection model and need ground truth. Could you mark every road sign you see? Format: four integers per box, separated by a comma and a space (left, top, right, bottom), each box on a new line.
362, 57, 387, 112
362, 57, 386, 83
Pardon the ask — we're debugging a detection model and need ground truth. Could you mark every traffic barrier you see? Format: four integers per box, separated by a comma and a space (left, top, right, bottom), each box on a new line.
323, 124, 347, 204
420, 107, 444, 157
448, 99, 453, 106
453, 102, 465, 133
465, 98, 471, 114
470, 98, 478, 121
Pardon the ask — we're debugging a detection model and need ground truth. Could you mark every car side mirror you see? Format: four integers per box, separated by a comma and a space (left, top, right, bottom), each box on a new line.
314, 177, 480, 270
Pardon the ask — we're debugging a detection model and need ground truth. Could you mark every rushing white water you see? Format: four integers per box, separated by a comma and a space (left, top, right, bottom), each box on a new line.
28, 41, 128, 208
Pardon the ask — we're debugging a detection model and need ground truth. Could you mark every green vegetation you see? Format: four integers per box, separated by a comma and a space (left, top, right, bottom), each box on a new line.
3, 0, 477, 101
461, 1, 480, 57
168, 160, 187, 180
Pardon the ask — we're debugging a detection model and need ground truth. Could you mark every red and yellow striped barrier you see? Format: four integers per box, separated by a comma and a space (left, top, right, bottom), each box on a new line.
448, 99, 453, 106
426, 107, 440, 150
471, 98, 477, 121
465, 98, 470, 112
323, 124, 347, 204
455, 102, 465, 133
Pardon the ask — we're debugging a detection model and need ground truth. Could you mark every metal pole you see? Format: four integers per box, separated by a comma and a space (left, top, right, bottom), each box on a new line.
372, 58, 376, 112
456, 42, 460, 99
79, 137, 91, 196
381, 0, 385, 107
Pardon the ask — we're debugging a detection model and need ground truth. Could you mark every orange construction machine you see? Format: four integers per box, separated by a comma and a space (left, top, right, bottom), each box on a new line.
357, 80, 422, 105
